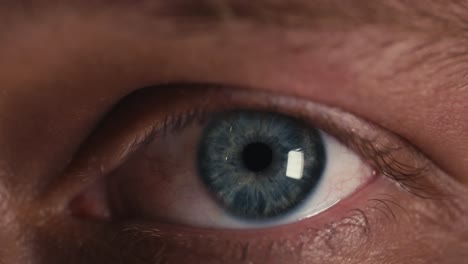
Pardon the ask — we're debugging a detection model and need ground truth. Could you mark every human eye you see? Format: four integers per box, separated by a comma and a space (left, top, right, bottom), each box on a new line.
69, 84, 430, 263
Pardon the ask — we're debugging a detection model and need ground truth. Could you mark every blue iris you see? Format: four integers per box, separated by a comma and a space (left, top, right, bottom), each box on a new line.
197, 110, 326, 220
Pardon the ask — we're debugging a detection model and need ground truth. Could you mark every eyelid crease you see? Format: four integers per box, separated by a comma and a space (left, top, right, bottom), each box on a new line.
120, 84, 435, 200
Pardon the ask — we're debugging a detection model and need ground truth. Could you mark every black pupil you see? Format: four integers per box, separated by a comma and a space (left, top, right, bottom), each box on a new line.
242, 142, 273, 172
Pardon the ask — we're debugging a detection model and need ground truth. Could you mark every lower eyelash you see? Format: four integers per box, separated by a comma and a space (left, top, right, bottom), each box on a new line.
108, 191, 411, 263
110, 205, 375, 263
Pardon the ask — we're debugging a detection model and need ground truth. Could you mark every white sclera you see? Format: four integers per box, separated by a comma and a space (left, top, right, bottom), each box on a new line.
124, 125, 374, 229
219, 132, 373, 229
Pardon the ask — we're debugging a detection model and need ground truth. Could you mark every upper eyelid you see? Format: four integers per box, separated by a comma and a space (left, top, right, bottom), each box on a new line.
49, 83, 435, 204
111, 84, 435, 198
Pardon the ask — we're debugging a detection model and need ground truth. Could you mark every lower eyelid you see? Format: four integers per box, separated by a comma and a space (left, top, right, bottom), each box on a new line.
111, 177, 394, 263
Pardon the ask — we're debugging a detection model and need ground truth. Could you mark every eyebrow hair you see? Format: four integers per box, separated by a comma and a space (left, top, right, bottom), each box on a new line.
5, 0, 468, 38
87, 0, 468, 35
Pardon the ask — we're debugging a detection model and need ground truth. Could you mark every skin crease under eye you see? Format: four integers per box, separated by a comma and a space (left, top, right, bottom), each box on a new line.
1, 2, 468, 264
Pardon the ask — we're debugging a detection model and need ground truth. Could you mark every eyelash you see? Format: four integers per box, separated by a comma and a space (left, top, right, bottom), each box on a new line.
122, 84, 429, 199
68, 84, 435, 262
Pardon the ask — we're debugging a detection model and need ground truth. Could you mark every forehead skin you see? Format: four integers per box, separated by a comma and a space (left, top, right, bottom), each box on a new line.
0, 0, 467, 263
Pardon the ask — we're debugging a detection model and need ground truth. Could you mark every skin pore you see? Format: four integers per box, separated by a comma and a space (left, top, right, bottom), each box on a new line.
0, 1, 468, 263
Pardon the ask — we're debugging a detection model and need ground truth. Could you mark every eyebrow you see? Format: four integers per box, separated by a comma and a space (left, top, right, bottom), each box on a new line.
8, 1, 468, 36
76, 0, 468, 36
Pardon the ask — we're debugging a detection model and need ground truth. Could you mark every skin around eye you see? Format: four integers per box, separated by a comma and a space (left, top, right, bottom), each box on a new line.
68, 85, 413, 229
106, 109, 374, 229
65, 85, 440, 263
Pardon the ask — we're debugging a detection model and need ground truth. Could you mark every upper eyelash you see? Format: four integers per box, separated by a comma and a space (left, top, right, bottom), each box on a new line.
355, 138, 432, 197
153, 109, 433, 199
341, 130, 438, 199
119, 84, 435, 200
288, 105, 437, 199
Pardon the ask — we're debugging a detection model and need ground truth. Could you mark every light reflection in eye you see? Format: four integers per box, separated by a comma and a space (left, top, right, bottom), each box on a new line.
285, 149, 305, 180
